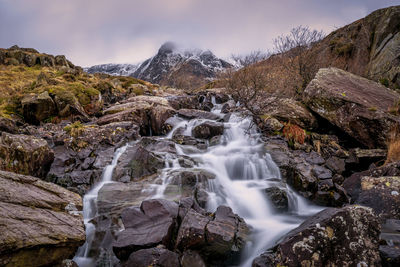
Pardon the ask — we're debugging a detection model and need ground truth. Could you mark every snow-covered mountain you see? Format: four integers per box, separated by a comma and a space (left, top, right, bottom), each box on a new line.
84, 63, 139, 76
85, 42, 232, 89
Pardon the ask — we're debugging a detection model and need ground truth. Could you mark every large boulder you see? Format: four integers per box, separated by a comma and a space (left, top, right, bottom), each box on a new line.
21, 91, 57, 124
303, 67, 400, 148
253, 205, 381, 267
112, 199, 179, 260
0, 170, 85, 266
0, 132, 54, 178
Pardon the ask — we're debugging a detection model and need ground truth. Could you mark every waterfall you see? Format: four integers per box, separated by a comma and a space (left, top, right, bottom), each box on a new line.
74, 99, 322, 266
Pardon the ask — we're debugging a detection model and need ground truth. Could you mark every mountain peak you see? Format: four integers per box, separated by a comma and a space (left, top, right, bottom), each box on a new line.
158, 42, 177, 54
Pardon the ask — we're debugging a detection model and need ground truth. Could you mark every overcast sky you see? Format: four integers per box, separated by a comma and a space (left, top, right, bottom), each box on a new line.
0, 0, 398, 67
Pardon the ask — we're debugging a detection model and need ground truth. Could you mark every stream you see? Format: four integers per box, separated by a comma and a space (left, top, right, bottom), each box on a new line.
74, 98, 322, 266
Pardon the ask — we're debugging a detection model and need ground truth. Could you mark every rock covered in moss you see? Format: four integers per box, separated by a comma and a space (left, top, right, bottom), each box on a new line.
253, 205, 381, 267
0, 132, 54, 178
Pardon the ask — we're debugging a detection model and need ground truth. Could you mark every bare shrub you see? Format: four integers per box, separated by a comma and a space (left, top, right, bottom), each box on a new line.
273, 25, 325, 92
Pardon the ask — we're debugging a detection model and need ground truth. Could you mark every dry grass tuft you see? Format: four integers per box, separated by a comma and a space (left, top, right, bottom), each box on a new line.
386, 124, 400, 164
282, 122, 306, 145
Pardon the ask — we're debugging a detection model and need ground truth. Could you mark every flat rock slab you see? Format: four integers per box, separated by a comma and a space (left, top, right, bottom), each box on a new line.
0, 170, 85, 267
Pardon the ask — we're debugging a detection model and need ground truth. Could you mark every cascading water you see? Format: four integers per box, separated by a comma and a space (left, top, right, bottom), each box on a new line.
163, 101, 323, 266
74, 97, 322, 266
74, 144, 129, 267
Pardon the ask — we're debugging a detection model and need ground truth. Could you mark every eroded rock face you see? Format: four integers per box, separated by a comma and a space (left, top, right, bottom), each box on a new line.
177, 109, 220, 120
253, 205, 381, 267
0, 132, 54, 178
0, 170, 85, 267
303, 67, 400, 148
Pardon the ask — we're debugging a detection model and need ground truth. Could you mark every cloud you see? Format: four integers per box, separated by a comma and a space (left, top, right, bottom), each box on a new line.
0, 0, 398, 66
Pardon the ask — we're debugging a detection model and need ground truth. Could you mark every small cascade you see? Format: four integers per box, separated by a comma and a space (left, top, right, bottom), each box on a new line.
73, 144, 129, 267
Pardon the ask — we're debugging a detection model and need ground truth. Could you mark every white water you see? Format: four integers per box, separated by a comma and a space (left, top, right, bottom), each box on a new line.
74, 97, 322, 266
73, 144, 129, 267
164, 102, 322, 266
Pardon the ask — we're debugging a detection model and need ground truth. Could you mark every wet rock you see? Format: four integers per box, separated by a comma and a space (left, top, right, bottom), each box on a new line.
192, 122, 224, 139
205, 206, 249, 257
113, 144, 164, 182
169, 169, 216, 188
177, 108, 220, 120
176, 209, 210, 250
97, 182, 156, 215
172, 134, 207, 149
46, 122, 139, 194
21, 91, 57, 124
176, 204, 249, 262
112, 199, 179, 260
264, 187, 288, 212
124, 247, 180, 267
0, 170, 85, 267
253, 205, 381, 266
0, 132, 54, 178
304, 67, 400, 148
380, 246, 400, 267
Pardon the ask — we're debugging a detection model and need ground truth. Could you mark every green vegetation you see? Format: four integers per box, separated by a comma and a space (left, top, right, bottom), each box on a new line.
379, 78, 389, 87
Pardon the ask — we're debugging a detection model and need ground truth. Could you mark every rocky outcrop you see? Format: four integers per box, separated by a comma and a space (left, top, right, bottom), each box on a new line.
264, 135, 350, 207
0, 132, 54, 178
303, 67, 400, 148
112, 198, 249, 266
0, 45, 75, 68
253, 205, 381, 267
0, 170, 85, 266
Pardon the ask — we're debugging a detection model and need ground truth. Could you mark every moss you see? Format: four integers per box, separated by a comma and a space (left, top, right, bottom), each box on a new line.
379, 78, 389, 87
368, 106, 377, 112
64, 121, 86, 138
